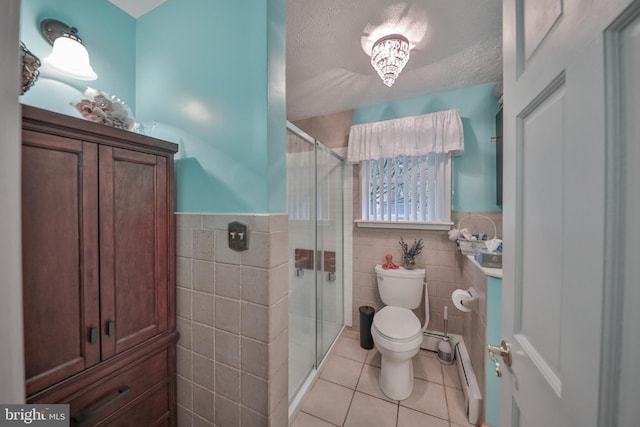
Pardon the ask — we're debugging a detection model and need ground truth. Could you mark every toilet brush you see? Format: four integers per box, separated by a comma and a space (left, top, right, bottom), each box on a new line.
438, 306, 454, 365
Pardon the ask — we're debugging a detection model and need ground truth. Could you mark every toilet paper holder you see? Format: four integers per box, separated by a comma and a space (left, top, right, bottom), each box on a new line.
452, 288, 479, 313
461, 288, 479, 312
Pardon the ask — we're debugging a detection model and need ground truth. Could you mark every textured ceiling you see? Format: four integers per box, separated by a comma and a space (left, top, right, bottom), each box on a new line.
108, 0, 503, 121
108, 0, 166, 18
287, 0, 503, 120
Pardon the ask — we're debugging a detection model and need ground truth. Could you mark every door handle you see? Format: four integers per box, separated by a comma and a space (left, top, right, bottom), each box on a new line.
107, 320, 115, 336
487, 339, 512, 377
72, 386, 131, 424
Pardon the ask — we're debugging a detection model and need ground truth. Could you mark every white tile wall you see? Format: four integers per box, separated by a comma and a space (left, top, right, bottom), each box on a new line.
175, 213, 288, 427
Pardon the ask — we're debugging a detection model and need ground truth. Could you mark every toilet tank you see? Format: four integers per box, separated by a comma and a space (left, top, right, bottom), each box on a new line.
375, 265, 425, 309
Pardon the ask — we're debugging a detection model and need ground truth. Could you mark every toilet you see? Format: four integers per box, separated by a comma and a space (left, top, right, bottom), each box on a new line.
371, 265, 429, 400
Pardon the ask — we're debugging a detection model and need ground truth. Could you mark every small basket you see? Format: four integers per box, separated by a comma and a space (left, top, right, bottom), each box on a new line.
457, 239, 488, 255
454, 215, 497, 255
20, 41, 40, 95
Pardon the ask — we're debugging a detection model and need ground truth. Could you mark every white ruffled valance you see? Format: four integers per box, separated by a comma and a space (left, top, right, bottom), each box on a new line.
347, 109, 464, 162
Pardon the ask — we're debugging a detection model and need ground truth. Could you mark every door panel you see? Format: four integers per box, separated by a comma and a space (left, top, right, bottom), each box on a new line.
100, 147, 169, 358
516, 78, 565, 391
522, 0, 563, 62
22, 132, 100, 395
502, 0, 635, 425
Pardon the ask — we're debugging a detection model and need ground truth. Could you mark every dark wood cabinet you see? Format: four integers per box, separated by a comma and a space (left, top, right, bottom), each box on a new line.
22, 134, 101, 393
98, 146, 170, 359
21, 105, 178, 426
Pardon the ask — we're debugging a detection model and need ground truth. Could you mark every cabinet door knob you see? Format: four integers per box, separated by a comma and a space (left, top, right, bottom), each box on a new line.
89, 327, 98, 344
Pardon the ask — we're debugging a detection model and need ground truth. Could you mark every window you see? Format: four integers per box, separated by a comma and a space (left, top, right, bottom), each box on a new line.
360, 153, 451, 224
347, 109, 463, 228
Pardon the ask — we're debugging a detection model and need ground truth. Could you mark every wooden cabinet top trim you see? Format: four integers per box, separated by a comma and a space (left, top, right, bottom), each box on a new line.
22, 104, 178, 156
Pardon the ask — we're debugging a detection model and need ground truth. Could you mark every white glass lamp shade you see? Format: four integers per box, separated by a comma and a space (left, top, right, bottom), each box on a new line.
43, 36, 97, 81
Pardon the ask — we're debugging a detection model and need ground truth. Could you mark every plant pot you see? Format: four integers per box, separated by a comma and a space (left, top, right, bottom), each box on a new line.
404, 256, 416, 270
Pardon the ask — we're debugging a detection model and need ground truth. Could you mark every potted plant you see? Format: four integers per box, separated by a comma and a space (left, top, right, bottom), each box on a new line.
399, 237, 424, 270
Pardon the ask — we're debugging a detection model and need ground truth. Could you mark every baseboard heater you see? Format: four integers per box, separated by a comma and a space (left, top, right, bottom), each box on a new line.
455, 341, 482, 425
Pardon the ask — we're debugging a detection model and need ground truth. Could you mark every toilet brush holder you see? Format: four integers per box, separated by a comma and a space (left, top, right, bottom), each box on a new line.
438, 306, 454, 365
438, 336, 453, 365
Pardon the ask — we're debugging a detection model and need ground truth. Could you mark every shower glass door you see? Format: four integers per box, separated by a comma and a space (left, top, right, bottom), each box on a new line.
315, 144, 344, 363
286, 128, 316, 399
286, 124, 344, 403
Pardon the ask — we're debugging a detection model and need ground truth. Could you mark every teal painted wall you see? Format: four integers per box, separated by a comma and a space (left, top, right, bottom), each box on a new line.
267, 0, 287, 213
486, 276, 502, 426
137, 0, 286, 213
19, 0, 287, 214
353, 83, 502, 212
19, 0, 136, 116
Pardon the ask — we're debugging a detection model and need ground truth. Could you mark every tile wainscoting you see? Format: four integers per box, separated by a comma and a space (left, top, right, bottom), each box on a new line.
352, 227, 463, 335
175, 213, 289, 427
351, 211, 502, 337
461, 255, 491, 425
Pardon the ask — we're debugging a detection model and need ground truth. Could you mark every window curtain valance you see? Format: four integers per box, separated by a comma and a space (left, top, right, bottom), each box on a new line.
347, 109, 464, 162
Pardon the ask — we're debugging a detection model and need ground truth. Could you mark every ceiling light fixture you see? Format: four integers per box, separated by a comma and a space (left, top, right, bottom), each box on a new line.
40, 19, 98, 81
370, 34, 410, 87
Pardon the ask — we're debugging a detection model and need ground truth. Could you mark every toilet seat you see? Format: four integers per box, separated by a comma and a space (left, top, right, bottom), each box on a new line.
372, 306, 421, 342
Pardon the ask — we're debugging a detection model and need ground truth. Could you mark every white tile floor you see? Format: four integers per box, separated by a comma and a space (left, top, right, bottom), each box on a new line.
291, 328, 476, 427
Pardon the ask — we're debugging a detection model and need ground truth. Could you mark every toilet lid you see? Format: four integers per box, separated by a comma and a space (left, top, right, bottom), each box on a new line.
373, 306, 421, 341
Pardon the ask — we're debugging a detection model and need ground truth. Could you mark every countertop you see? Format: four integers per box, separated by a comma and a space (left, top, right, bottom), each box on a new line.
466, 255, 503, 279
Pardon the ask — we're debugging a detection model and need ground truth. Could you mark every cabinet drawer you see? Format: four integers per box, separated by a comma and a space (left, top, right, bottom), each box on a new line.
69, 350, 168, 426
99, 382, 170, 427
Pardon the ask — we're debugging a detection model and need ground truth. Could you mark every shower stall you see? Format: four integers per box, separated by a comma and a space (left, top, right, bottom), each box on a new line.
286, 123, 345, 410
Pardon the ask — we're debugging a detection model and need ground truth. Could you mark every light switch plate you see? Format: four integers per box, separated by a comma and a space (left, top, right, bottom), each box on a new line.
228, 221, 249, 251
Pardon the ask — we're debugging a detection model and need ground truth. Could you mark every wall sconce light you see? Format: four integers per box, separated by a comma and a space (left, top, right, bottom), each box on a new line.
40, 19, 97, 80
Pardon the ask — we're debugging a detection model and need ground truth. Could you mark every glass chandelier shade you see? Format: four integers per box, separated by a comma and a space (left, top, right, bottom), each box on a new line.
370, 34, 410, 87
41, 19, 97, 81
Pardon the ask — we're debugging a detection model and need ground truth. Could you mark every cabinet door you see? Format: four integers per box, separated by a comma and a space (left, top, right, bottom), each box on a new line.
22, 131, 101, 396
99, 146, 169, 359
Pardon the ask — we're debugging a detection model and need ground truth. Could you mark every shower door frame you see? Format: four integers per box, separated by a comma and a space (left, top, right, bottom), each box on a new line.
286, 121, 349, 410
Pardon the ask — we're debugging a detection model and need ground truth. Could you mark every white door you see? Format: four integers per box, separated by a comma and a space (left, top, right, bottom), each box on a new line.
500, 1, 639, 426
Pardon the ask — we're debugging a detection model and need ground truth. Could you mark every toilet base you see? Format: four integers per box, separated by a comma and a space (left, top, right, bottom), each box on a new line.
378, 355, 415, 400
